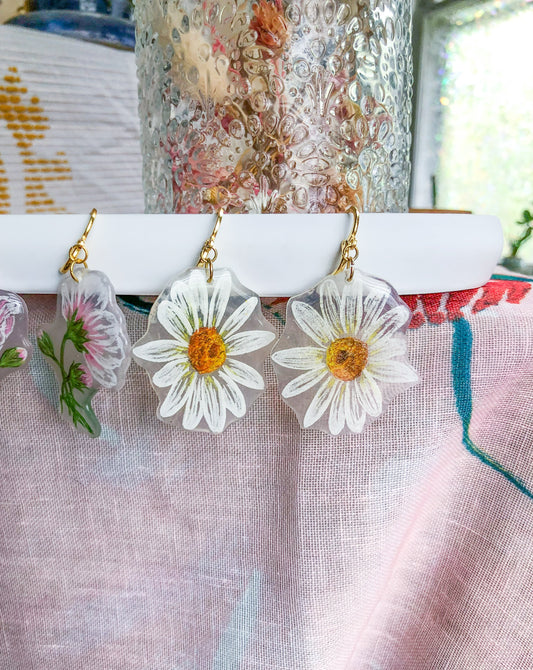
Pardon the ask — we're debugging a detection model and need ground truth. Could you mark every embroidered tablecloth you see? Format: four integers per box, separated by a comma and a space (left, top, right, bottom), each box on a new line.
0, 26, 143, 216
1, 272, 532, 669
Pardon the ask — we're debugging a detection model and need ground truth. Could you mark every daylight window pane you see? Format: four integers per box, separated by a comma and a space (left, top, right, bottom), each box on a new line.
412, 0, 533, 259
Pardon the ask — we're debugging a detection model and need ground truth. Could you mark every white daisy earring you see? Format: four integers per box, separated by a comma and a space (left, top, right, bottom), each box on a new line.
271, 207, 419, 436
133, 210, 276, 434
38, 209, 131, 438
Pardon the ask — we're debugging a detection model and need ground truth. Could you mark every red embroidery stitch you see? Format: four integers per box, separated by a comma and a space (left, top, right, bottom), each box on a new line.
404, 280, 531, 329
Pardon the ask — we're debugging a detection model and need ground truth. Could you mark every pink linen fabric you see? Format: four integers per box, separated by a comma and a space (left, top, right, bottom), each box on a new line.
0, 274, 532, 669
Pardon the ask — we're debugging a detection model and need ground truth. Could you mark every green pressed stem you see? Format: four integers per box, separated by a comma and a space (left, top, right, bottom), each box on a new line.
53, 333, 95, 435
59, 333, 68, 376
58, 333, 70, 413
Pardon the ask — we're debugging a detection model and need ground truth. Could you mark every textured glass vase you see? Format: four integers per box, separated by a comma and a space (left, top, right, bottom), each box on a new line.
135, 0, 413, 214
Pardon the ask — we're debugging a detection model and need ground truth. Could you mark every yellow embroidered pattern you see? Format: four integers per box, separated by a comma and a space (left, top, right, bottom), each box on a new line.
0, 66, 72, 214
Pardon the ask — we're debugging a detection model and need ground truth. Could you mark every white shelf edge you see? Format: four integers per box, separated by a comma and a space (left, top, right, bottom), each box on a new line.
0, 212, 503, 296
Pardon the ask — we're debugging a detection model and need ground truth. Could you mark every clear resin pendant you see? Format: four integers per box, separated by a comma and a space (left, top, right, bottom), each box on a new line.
271, 270, 418, 435
133, 267, 276, 434
38, 270, 131, 438
0, 290, 32, 380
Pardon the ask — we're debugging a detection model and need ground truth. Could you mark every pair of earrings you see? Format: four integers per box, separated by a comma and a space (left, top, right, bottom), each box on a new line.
133, 208, 418, 436
0, 209, 418, 438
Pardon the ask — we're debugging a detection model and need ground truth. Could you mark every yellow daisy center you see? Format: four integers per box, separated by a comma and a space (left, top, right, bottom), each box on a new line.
326, 337, 368, 381
188, 327, 226, 374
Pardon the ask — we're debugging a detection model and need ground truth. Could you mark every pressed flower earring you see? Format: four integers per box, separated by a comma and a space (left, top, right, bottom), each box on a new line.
133, 210, 276, 434
38, 209, 131, 438
0, 290, 32, 379
271, 207, 418, 435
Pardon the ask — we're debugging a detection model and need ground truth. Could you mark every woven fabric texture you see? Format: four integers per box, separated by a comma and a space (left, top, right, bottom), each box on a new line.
1, 274, 532, 669
0, 26, 143, 216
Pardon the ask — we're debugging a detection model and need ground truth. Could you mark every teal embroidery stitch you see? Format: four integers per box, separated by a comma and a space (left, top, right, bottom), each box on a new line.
451, 317, 533, 500
262, 300, 286, 326
490, 273, 533, 283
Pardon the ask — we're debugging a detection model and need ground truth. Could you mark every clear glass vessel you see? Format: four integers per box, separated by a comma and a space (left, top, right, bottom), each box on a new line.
135, 0, 414, 214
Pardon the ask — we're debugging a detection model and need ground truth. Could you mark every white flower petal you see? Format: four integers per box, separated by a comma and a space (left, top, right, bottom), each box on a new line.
0, 294, 22, 319
356, 370, 383, 417
345, 384, 365, 433
341, 281, 363, 336
169, 279, 187, 304
361, 304, 411, 344
208, 271, 232, 327
328, 384, 346, 435
303, 376, 338, 427
271, 346, 325, 371
133, 339, 187, 363
220, 375, 246, 418
367, 359, 418, 384
220, 296, 258, 338
88, 341, 126, 369
90, 365, 117, 388
182, 376, 204, 429
158, 300, 193, 342
282, 368, 328, 399
358, 289, 391, 338
203, 378, 226, 433
0, 295, 23, 350
159, 374, 195, 418
291, 300, 334, 346
85, 310, 122, 348
72, 272, 108, 313
169, 280, 198, 330
319, 278, 342, 337
0, 315, 15, 348
187, 269, 209, 328
223, 359, 265, 390
368, 336, 407, 360
225, 330, 276, 356
152, 359, 190, 388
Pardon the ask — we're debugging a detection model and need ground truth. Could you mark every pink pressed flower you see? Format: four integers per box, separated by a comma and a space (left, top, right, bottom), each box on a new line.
60, 273, 127, 389
79, 364, 93, 388
15, 347, 27, 362
0, 295, 23, 348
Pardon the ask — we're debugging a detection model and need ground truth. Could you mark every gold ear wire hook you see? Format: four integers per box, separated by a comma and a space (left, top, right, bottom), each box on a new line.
197, 209, 223, 283
333, 206, 360, 282
59, 208, 97, 282
80, 208, 96, 243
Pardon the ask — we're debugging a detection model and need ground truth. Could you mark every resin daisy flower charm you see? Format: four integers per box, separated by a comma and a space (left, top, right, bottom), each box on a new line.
271, 270, 418, 435
0, 290, 32, 381
38, 270, 131, 438
133, 268, 276, 433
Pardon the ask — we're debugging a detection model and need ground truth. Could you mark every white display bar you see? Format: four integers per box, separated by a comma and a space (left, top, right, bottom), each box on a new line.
0, 213, 503, 296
